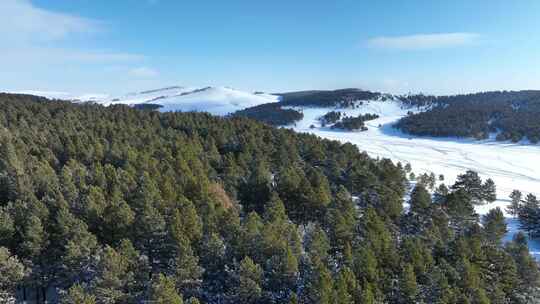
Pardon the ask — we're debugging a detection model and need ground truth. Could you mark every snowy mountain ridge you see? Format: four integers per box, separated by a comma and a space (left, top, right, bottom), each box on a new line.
9, 86, 280, 116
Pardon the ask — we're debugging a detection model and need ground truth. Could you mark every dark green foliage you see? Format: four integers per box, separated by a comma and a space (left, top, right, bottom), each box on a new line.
482, 208, 507, 245
518, 194, 540, 237
149, 274, 184, 304
507, 189, 522, 217
319, 111, 342, 126
451, 170, 497, 205
0, 247, 24, 301
399, 263, 418, 303
409, 184, 432, 215
278, 88, 382, 107
0, 93, 536, 303
331, 113, 379, 131
232, 102, 304, 126
235, 257, 263, 304
396, 90, 540, 142
62, 284, 96, 304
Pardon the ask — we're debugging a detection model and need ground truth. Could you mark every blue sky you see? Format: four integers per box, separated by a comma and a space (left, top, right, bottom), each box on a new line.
2, 0, 540, 95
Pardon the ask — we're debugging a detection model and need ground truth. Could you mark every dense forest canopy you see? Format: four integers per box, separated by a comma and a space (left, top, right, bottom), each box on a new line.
396, 90, 540, 142
0, 93, 539, 303
278, 89, 384, 108
232, 103, 304, 126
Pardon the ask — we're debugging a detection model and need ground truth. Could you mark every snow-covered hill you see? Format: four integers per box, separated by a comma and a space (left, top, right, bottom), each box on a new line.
11, 86, 280, 116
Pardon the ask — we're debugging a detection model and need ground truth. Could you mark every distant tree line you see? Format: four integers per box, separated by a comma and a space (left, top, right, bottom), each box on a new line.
396, 90, 540, 143
232, 103, 304, 126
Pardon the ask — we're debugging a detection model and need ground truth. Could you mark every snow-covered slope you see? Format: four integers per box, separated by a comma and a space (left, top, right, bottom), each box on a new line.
10, 86, 280, 116
128, 86, 279, 115
94, 86, 279, 115
286, 98, 540, 258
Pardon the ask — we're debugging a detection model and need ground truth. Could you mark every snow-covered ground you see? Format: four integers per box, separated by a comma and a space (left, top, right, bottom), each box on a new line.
10, 86, 279, 116
287, 99, 540, 258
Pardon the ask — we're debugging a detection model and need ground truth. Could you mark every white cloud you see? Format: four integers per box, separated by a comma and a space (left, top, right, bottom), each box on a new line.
129, 67, 160, 78
0, 0, 144, 64
0, 0, 101, 44
367, 33, 480, 50
0, 0, 149, 92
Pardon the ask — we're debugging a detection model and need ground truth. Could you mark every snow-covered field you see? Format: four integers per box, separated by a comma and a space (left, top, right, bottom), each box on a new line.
288, 99, 540, 258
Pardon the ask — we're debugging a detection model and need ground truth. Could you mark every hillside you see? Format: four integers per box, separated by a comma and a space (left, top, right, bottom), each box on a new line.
395, 91, 540, 143
0, 93, 539, 303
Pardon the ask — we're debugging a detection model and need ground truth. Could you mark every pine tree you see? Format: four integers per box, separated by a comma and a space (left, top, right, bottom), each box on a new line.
60, 165, 80, 212
19, 214, 46, 258
353, 246, 378, 284
433, 184, 449, 205
239, 212, 263, 261
169, 198, 203, 247
451, 171, 497, 205
236, 256, 263, 304
507, 189, 522, 217
326, 186, 357, 255
482, 178, 497, 203
518, 194, 540, 236
149, 274, 183, 304
199, 233, 227, 290
0, 208, 14, 247
304, 259, 333, 304
0, 172, 17, 206
443, 189, 477, 231
174, 239, 203, 295
506, 232, 540, 294
0, 247, 24, 302
482, 208, 507, 245
57, 207, 99, 286
261, 195, 301, 293
409, 184, 432, 215
92, 240, 144, 303
238, 161, 272, 214
134, 199, 168, 276
83, 186, 107, 234
62, 284, 96, 304
333, 267, 356, 304
102, 189, 134, 245
360, 281, 376, 304
305, 224, 331, 263
399, 263, 418, 303
404, 163, 412, 173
